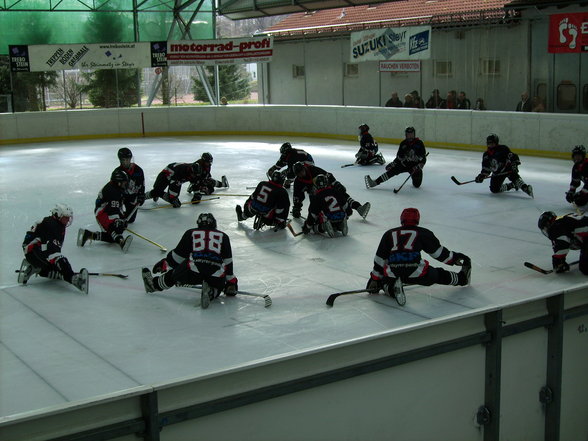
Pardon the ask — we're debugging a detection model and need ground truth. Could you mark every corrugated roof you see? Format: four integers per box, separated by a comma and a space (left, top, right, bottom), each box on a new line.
264, 0, 514, 37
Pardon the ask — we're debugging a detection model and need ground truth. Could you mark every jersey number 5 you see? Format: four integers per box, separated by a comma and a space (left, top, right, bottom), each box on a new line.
192, 231, 223, 254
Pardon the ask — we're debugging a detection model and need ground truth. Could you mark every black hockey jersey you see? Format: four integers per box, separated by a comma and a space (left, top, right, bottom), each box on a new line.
359, 133, 378, 152
275, 149, 314, 169
569, 159, 588, 192
547, 213, 588, 260
23, 216, 66, 262
249, 180, 290, 223
481, 145, 519, 175
293, 164, 335, 203
95, 181, 126, 221
394, 138, 427, 166
114, 163, 145, 202
160, 162, 196, 183
306, 186, 348, 225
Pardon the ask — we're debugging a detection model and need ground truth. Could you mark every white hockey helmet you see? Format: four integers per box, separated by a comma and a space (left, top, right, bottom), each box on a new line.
51, 203, 73, 226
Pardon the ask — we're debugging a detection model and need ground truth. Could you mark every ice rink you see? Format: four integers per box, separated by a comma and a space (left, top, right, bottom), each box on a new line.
1, 135, 585, 419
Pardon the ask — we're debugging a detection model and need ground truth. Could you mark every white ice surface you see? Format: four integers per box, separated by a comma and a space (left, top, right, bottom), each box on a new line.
1, 136, 585, 418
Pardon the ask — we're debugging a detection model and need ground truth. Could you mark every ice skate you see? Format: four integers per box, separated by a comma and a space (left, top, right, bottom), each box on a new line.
221, 175, 229, 188
522, 184, 534, 198
365, 175, 377, 189
77, 228, 93, 247
391, 279, 406, 306
356, 202, 371, 219
459, 257, 472, 286
119, 235, 133, 253
336, 218, 349, 236
72, 268, 89, 294
201, 281, 212, 309
142, 268, 155, 293
236, 205, 245, 221
322, 220, 335, 238
18, 258, 36, 284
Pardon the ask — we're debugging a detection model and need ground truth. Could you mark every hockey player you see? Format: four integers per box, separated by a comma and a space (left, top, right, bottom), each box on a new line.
566, 145, 588, 209
474, 134, 534, 197
538, 211, 588, 274
366, 208, 471, 306
302, 174, 350, 237
292, 161, 370, 220
77, 169, 133, 253
141, 213, 238, 309
114, 147, 145, 223
19, 203, 89, 294
355, 124, 385, 166
267, 142, 314, 189
187, 152, 229, 203
365, 126, 427, 189
236, 170, 290, 230
145, 161, 201, 208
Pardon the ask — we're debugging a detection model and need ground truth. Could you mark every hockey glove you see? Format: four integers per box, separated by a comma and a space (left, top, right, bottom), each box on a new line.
137, 193, 146, 206
452, 252, 470, 266
566, 191, 576, 203
552, 256, 570, 273
475, 173, 486, 183
224, 278, 238, 296
366, 277, 382, 294
153, 258, 169, 274
292, 205, 302, 219
170, 198, 181, 208
113, 218, 128, 234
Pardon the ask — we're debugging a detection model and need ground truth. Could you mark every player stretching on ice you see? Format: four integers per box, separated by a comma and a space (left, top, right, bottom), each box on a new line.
114, 147, 145, 223
365, 126, 426, 189
77, 169, 133, 253
236, 170, 290, 231
302, 174, 351, 237
474, 134, 533, 197
267, 142, 314, 189
19, 204, 89, 294
538, 211, 588, 274
565, 145, 588, 210
355, 123, 385, 166
366, 208, 471, 306
187, 152, 229, 203
141, 213, 238, 309
145, 161, 201, 208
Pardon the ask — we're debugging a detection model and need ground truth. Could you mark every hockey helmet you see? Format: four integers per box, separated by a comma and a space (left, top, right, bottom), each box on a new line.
293, 161, 306, 177
197, 212, 217, 230
405, 126, 416, 135
201, 152, 213, 163
358, 123, 370, 134
572, 145, 586, 162
111, 169, 129, 187
280, 142, 292, 155
313, 174, 329, 190
51, 203, 73, 226
400, 207, 420, 226
270, 170, 285, 186
486, 134, 499, 146
117, 147, 133, 160
538, 211, 557, 237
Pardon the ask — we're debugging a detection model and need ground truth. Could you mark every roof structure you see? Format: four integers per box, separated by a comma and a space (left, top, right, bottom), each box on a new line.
263, 0, 517, 38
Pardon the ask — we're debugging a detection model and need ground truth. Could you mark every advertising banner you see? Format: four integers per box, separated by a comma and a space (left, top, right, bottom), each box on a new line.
350, 26, 431, 62
548, 12, 588, 53
166, 36, 273, 65
379, 60, 421, 72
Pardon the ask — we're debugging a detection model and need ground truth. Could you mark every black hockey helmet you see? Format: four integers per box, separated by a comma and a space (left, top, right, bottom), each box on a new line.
358, 123, 370, 134
538, 211, 556, 237
111, 169, 129, 186
405, 126, 416, 135
293, 161, 306, 177
280, 142, 292, 155
201, 152, 213, 163
487, 134, 499, 146
117, 147, 133, 160
313, 174, 329, 190
197, 212, 217, 230
270, 170, 285, 186
400, 207, 420, 226
572, 145, 586, 162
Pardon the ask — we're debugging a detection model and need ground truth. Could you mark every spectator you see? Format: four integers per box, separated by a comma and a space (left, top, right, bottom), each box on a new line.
410, 90, 424, 108
532, 96, 545, 112
220, 96, 228, 105
474, 98, 487, 110
456, 91, 471, 109
385, 92, 403, 107
440, 90, 457, 109
426, 89, 443, 109
516, 92, 532, 112
403, 93, 415, 108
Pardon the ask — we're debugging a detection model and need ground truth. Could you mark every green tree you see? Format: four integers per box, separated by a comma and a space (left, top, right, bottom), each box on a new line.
192, 65, 251, 103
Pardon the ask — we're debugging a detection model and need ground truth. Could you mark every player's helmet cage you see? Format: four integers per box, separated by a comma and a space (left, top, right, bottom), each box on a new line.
313, 174, 329, 190
400, 207, 420, 226
51, 203, 74, 226
405, 126, 416, 135
117, 147, 133, 160
201, 152, 213, 163
111, 169, 129, 186
538, 211, 557, 237
572, 145, 586, 161
280, 142, 292, 155
358, 124, 369, 134
293, 161, 306, 176
270, 170, 285, 186
197, 212, 217, 230
487, 134, 499, 145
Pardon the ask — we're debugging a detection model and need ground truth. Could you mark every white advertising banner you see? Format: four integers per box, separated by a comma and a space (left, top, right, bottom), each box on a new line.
350, 26, 431, 63
166, 36, 273, 65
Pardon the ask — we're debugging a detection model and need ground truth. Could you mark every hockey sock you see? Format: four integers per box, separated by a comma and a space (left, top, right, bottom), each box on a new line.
437, 269, 461, 286
375, 172, 390, 185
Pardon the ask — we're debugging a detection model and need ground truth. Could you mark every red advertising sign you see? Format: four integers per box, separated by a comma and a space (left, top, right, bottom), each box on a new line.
548, 12, 588, 53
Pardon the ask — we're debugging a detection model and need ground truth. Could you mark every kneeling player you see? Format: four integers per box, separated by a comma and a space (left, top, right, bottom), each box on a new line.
355, 123, 385, 166
538, 211, 588, 274
19, 204, 89, 294
267, 142, 314, 189
141, 213, 238, 309
565, 145, 588, 209
187, 152, 229, 203
302, 174, 350, 237
145, 161, 201, 208
236, 170, 290, 230
366, 208, 471, 306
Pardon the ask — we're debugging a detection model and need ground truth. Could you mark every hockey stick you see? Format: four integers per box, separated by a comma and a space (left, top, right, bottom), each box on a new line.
450, 172, 509, 186
326, 289, 369, 306
14, 269, 128, 279
393, 152, 429, 194
209, 193, 250, 197
140, 197, 220, 210
125, 228, 168, 252
180, 285, 272, 307
287, 222, 303, 237
341, 162, 358, 168
524, 260, 579, 274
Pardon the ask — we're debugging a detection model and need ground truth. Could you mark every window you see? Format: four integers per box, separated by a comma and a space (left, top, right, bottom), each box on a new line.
344, 63, 359, 77
583, 84, 588, 111
480, 59, 500, 76
557, 81, 576, 110
292, 65, 305, 78
434, 61, 452, 77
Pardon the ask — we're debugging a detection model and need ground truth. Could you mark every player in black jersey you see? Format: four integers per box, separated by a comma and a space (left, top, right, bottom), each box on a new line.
145, 161, 201, 207
538, 211, 588, 274
566, 145, 588, 208
302, 174, 350, 237
77, 169, 133, 253
187, 152, 229, 203
355, 123, 385, 166
113, 147, 145, 223
267, 142, 314, 189
19, 203, 89, 294
292, 162, 370, 220
236, 170, 290, 230
474, 134, 533, 197
365, 126, 426, 189
366, 208, 471, 305
141, 213, 238, 309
